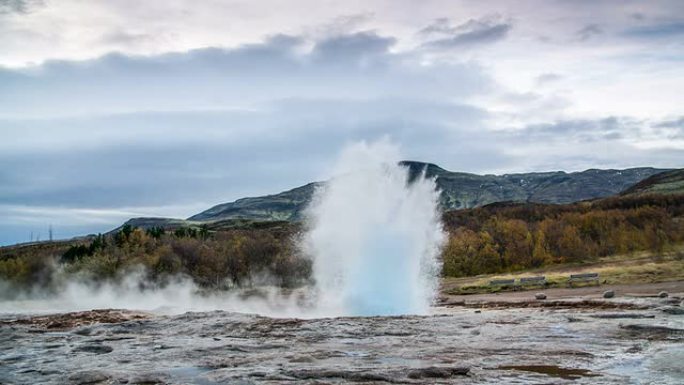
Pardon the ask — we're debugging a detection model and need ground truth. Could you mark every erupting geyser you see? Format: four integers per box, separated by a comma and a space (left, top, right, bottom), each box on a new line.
303, 140, 445, 316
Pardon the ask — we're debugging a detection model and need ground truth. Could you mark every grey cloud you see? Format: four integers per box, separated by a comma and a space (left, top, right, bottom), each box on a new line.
0, 98, 489, 208
512, 117, 638, 142
535, 73, 563, 85
624, 21, 684, 38
0, 31, 490, 118
653, 116, 684, 139
497, 117, 683, 173
576, 24, 603, 41
0, 0, 42, 14
100, 30, 155, 46
508, 115, 684, 154
421, 17, 511, 49
311, 32, 395, 64
419, 18, 455, 35
311, 13, 374, 36
655, 116, 684, 129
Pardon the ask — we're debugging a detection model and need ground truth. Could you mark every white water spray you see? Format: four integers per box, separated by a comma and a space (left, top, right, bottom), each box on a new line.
303, 140, 445, 316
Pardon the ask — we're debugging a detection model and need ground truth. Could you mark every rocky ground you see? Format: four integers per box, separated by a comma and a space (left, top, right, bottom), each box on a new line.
1, 283, 683, 384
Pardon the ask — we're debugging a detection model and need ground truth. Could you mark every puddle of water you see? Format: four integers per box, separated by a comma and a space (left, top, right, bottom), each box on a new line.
602, 345, 684, 384
498, 365, 600, 380
603, 356, 645, 384
649, 346, 684, 378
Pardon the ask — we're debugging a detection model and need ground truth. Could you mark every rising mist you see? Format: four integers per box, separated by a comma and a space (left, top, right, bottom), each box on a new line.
303, 140, 445, 316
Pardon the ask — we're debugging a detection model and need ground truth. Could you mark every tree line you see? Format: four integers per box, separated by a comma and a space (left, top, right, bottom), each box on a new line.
0, 223, 310, 297
441, 194, 684, 277
2, 193, 683, 294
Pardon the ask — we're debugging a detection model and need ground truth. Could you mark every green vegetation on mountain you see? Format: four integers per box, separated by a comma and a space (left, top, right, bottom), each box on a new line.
621, 168, 684, 196
188, 182, 319, 222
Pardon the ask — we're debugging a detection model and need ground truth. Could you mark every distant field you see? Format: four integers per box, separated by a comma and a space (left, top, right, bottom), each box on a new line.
441, 246, 684, 295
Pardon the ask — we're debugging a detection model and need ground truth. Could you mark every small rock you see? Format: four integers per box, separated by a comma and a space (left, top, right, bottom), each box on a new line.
74, 344, 113, 354
535, 293, 547, 300
129, 373, 167, 384
72, 326, 96, 336
68, 370, 110, 384
407, 366, 470, 379
290, 355, 316, 363
661, 307, 684, 315
474, 310, 481, 314
603, 290, 615, 299
153, 344, 175, 350
658, 291, 669, 298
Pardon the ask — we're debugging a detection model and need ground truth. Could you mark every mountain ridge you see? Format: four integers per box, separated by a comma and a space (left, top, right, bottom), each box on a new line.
120, 162, 673, 230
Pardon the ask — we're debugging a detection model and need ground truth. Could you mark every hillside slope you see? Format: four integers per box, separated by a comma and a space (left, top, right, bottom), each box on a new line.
188, 182, 320, 222
621, 168, 684, 196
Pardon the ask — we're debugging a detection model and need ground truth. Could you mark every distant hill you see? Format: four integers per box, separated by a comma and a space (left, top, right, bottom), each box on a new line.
117, 217, 202, 232
621, 169, 684, 196
166, 162, 666, 226
188, 182, 319, 222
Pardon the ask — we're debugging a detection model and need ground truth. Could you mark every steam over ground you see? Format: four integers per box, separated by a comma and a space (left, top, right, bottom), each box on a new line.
0, 140, 445, 318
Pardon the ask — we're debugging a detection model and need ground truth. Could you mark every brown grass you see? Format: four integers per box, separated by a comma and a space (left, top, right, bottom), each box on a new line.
442, 246, 684, 295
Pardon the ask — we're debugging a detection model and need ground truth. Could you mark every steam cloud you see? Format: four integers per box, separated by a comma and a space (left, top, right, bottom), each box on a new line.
0, 269, 316, 317
304, 140, 445, 316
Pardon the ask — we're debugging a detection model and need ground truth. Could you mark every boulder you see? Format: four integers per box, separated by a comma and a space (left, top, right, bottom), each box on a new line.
603, 290, 615, 299
535, 293, 547, 300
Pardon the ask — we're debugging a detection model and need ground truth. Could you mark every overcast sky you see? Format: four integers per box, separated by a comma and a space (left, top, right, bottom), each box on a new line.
1, 0, 683, 245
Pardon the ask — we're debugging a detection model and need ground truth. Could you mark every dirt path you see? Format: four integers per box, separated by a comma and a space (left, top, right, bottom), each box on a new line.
440, 281, 684, 306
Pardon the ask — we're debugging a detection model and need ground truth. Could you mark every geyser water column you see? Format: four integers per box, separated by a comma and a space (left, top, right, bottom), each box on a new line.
303, 140, 445, 316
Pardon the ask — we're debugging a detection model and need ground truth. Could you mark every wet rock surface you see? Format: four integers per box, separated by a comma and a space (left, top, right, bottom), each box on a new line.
1, 297, 683, 384
0, 309, 150, 330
